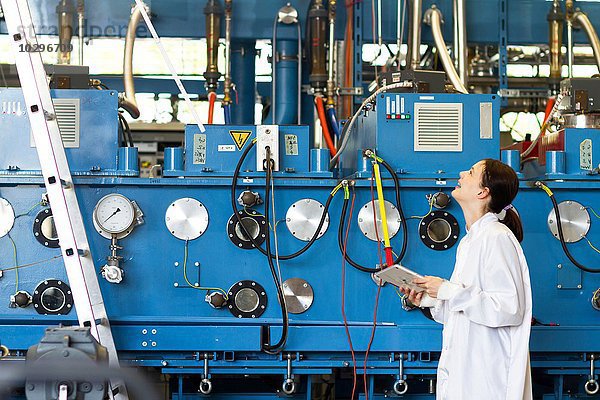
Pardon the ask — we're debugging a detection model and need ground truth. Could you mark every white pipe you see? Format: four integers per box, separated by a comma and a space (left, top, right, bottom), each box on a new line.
123, 5, 144, 118
455, 0, 468, 85
573, 11, 600, 74
409, 0, 422, 69
425, 7, 468, 93
77, 0, 84, 65
567, 19, 574, 77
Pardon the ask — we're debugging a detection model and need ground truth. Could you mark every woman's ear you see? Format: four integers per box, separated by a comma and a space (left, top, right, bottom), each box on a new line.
477, 187, 490, 199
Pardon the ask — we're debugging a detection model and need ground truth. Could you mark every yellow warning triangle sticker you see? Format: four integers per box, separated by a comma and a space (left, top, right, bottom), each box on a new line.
229, 130, 252, 150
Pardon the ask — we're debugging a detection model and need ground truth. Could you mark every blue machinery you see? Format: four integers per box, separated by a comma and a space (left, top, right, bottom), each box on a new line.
1, 86, 600, 399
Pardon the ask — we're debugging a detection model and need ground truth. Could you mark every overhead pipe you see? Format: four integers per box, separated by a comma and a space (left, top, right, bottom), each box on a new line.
56, 0, 74, 65
326, 0, 337, 106
308, 0, 328, 92
223, 0, 232, 123
204, 0, 223, 94
121, 4, 146, 119
572, 11, 600, 74
454, 0, 468, 86
424, 7, 468, 94
272, 4, 302, 125
77, 0, 84, 65
407, 0, 423, 70
547, 0, 564, 94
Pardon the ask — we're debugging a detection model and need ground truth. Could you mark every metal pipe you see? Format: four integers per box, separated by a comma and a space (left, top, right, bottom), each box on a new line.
77, 0, 84, 65
407, 0, 422, 69
455, 0, 468, 86
123, 4, 144, 119
566, 0, 574, 77
204, 0, 223, 93
547, 0, 564, 93
573, 11, 600, 74
397, 0, 402, 50
424, 7, 468, 93
223, 0, 232, 107
327, 0, 336, 105
56, 0, 74, 65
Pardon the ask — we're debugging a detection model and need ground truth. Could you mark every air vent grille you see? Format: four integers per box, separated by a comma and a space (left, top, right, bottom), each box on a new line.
414, 103, 462, 152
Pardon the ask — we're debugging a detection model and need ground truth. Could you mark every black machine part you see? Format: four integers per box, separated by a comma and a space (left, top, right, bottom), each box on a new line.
237, 190, 262, 208
32, 280, 74, 315
378, 70, 447, 93
419, 211, 460, 251
560, 77, 600, 114
227, 280, 268, 319
33, 209, 60, 248
11, 290, 32, 308
25, 327, 108, 400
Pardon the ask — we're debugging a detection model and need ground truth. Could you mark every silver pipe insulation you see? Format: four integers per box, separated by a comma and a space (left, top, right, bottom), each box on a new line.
223, 0, 232, 105
425, 7, 468, 94
408, 0, 422, 69
567, 19, 574, 77
122, 5, 143, 119
455, 0, 468, 86
327, 1, 336, 102
77, 0, 84, 65
573, 11, 600, 74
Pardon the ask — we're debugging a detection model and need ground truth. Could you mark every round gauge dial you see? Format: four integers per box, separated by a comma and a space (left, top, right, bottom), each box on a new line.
93, 194, 135, 234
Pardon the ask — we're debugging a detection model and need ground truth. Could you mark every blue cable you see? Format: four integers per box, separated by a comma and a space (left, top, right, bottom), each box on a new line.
327, 107, 341, 138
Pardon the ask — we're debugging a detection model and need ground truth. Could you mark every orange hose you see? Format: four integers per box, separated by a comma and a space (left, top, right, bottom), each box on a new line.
208, 91, 217, 124
541, 97, 556, 137
315, 96, 337, 157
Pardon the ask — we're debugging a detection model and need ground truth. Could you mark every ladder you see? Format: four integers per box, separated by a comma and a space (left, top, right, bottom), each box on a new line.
1, 1, 128, 398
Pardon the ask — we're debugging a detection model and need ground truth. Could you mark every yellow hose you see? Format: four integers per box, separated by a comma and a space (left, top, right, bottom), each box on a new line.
373, 162, 391, 248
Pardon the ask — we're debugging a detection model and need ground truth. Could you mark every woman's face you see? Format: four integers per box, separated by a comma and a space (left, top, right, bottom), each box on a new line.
452, 160, 487, 205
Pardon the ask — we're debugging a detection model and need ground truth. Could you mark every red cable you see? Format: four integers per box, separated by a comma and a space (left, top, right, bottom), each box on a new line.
542, 97, 556, 137
315, 96, 337, 157
207, 91, 216, 124
342, 189, 358, 399
364, 174, 384, 400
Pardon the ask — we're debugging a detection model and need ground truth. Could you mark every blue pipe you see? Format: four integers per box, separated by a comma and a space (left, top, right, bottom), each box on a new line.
272, 39, 299, 125
326, 107, 340, 138
231, 40, 256, 124
223, 104, 232, 124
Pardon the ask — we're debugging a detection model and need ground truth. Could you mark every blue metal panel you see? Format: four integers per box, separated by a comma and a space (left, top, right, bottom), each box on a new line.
169, 124, 329, 177
0, 88, 136, 176
340, 93, 500, 176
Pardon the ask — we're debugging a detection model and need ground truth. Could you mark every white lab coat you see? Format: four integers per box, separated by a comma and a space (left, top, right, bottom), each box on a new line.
422, 212, 532, 400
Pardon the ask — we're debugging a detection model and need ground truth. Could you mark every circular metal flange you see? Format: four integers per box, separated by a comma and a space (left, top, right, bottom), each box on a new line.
33, 208, 60, 248
165, 198, 209, 241
227, 210, 267, 249
419, 211, 460, 251
93, 194, 137, 240
285, 199, 329, 241
357, 200, 401, 242
282, 278, 314, 314
547, 200, 590, 243
227, 280, 268, 318
0, 198, 15, 238
32, 279, 73, 315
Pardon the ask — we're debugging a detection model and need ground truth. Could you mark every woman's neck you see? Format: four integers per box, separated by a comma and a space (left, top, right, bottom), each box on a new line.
461, 205, 487, 231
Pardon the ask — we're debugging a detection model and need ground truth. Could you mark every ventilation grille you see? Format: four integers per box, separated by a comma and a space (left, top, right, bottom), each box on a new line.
414, 103, 462, 152
30, 99, 80, 148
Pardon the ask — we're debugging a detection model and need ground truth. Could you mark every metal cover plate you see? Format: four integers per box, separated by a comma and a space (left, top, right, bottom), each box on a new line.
165, 198, 209, 241
548, 200, 590, 243
282, 278, 314, 314
357, 200, 401, 242
286, 199, 329, 241
0, 198, 14, 238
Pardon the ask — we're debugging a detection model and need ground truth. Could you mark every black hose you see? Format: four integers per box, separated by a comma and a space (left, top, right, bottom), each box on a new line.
338, 195, 381, 273
230, 140, 336, 260
378, 159, 408, 263
118, 113, 134, 147
545, 188, 600, 273
262, 148, 289, 352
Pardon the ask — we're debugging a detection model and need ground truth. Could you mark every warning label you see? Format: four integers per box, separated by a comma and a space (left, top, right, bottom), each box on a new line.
229, 130, 252, 150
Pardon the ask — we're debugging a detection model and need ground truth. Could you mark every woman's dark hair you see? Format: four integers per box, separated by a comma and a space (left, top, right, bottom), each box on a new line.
481, 158, 523, 242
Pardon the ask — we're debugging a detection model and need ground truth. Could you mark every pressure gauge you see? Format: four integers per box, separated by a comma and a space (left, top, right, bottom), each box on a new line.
93, 194, 136, 235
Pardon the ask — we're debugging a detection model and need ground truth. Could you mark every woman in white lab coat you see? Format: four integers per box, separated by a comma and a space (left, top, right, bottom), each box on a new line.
402, 159, 532, 400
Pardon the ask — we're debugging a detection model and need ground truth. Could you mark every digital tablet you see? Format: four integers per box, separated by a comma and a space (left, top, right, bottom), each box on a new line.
375, 265, 426, 293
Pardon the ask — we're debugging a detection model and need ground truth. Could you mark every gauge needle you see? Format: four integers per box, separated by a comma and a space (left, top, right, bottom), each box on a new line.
103, 207, 121, 223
